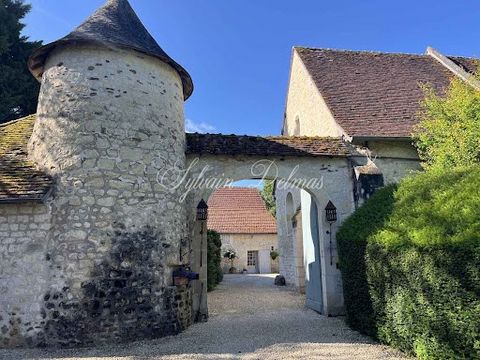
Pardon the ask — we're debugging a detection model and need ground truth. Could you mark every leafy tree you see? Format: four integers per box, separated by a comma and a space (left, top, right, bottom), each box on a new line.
261, 180, 276, 217
0, 0, 42, 124
414, 72, 480, 169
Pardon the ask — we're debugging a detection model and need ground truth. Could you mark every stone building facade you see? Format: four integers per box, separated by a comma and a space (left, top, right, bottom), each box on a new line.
275, 46, 477, 312
207, 187, 278, 274
219, 233, 279, 274
1, 0, 478, 349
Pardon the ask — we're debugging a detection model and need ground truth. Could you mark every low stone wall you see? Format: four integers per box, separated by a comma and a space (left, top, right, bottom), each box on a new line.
0, 203, 52, 347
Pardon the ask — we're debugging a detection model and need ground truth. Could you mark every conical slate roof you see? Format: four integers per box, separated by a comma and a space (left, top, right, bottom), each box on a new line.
28, 0, 193, 99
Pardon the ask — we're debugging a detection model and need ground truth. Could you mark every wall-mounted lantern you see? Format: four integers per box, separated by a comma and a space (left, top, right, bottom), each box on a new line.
196, 199, 209, 274
196, 199, 208, 221
325, 201, 337, 267
325, 201, 337, 223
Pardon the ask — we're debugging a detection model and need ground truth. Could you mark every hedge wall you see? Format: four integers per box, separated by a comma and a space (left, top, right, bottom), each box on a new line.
337, 167, 480, 359
207, 230, 223, 291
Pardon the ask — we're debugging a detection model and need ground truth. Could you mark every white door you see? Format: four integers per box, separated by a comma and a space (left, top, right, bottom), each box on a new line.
258, 250, 271, 274
246, 250, 259, 273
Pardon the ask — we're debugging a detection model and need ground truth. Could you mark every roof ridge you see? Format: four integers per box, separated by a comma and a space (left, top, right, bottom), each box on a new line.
296, 46, 480, 61
215, 186, 261, 191
266, 135, 343, 140
295, 46, 429, 58
187, 132, 344, 141
0, 114, 36, 129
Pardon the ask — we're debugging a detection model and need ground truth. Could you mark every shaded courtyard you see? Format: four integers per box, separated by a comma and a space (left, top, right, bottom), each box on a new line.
0, 274, 407, 360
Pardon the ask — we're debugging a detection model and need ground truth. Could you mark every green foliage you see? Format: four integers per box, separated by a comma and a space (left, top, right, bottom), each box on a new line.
367, 243, 480, 359
207, 230, 223, 291
270, 250, 279, 260
0, 0, 42, 124
372, 167, 480, 249
414, 75, 480, 170
337, 185, 397, 336
337, 168, 480, 359
261, 180, 276, 216
223, 248, 236, 260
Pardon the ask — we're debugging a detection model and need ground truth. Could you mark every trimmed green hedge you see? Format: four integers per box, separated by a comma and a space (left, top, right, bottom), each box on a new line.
207, 230, 223, 291
337, 167, 480, 359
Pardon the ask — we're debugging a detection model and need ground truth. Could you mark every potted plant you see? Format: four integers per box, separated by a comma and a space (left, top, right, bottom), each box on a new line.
223, 249, 237, 274
270, 250, 280, 260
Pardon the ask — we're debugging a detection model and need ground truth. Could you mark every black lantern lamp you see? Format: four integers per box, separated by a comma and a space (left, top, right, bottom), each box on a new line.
325, 201, 337, 223
325, 201, 337, 266
196, 199, 208, 221
196, 199, 209, 269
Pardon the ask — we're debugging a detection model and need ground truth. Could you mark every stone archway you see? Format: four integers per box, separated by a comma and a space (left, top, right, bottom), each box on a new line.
177, 148, 356, 318
284, 190, 305, 293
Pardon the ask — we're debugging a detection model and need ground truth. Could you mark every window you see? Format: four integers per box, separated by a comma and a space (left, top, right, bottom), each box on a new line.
247, 251, 257, 266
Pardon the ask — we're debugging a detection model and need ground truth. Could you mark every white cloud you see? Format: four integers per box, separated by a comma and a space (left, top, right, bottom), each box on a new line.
185, 119, 216, 133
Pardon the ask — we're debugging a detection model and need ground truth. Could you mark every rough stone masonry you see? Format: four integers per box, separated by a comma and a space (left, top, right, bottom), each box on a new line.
1, 0, 194, 348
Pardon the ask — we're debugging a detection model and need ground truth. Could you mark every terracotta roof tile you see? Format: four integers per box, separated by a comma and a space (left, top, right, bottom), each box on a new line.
207, 187, 277, 234
2, 115, 351, 203
186, 133, 352, 157
0, 115, 54, 203
296, 48, 478, 138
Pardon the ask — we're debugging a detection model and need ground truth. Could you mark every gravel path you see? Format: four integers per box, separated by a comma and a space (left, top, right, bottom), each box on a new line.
0, 274, 408, 360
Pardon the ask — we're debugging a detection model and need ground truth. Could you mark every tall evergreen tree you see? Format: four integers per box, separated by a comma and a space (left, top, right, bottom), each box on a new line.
0, 0, 42, 124
261, 180, 276, 217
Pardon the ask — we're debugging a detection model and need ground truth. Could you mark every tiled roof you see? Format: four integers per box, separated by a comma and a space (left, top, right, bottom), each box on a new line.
2, 115, 351, 203
0, 115, 54, 203
207, 187, 277, 234
296, 47, 478, 138
28, 0, 193, 100
186, 133, 352, 157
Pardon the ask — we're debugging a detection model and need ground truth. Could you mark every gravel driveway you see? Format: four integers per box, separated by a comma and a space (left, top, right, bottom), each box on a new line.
0, 274, 408, 360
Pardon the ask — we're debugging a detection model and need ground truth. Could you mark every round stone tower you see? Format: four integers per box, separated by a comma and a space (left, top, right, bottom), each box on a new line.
26, 0, 194, 346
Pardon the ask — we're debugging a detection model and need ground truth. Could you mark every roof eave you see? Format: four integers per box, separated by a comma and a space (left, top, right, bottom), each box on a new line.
351, 135, 412, 144
0, 197, 47, 205
215, 232, 278, 235
28, 39, 194, 100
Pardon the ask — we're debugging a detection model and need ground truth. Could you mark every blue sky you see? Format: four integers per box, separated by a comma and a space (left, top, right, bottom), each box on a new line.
23, 0, 480, 137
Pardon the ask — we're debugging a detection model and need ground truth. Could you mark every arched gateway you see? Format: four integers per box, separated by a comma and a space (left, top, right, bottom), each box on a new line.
181, 134, 361, 320
0, 0, 394, 348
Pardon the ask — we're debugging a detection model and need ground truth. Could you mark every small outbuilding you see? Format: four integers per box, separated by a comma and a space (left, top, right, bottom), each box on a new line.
207, 187, 278, 274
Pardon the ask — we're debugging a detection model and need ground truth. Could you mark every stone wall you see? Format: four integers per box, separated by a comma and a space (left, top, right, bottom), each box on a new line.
283, 49, 345, 137
276, 187, 302, 287
0, 203, 52, 347
0, 44, 192, 348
